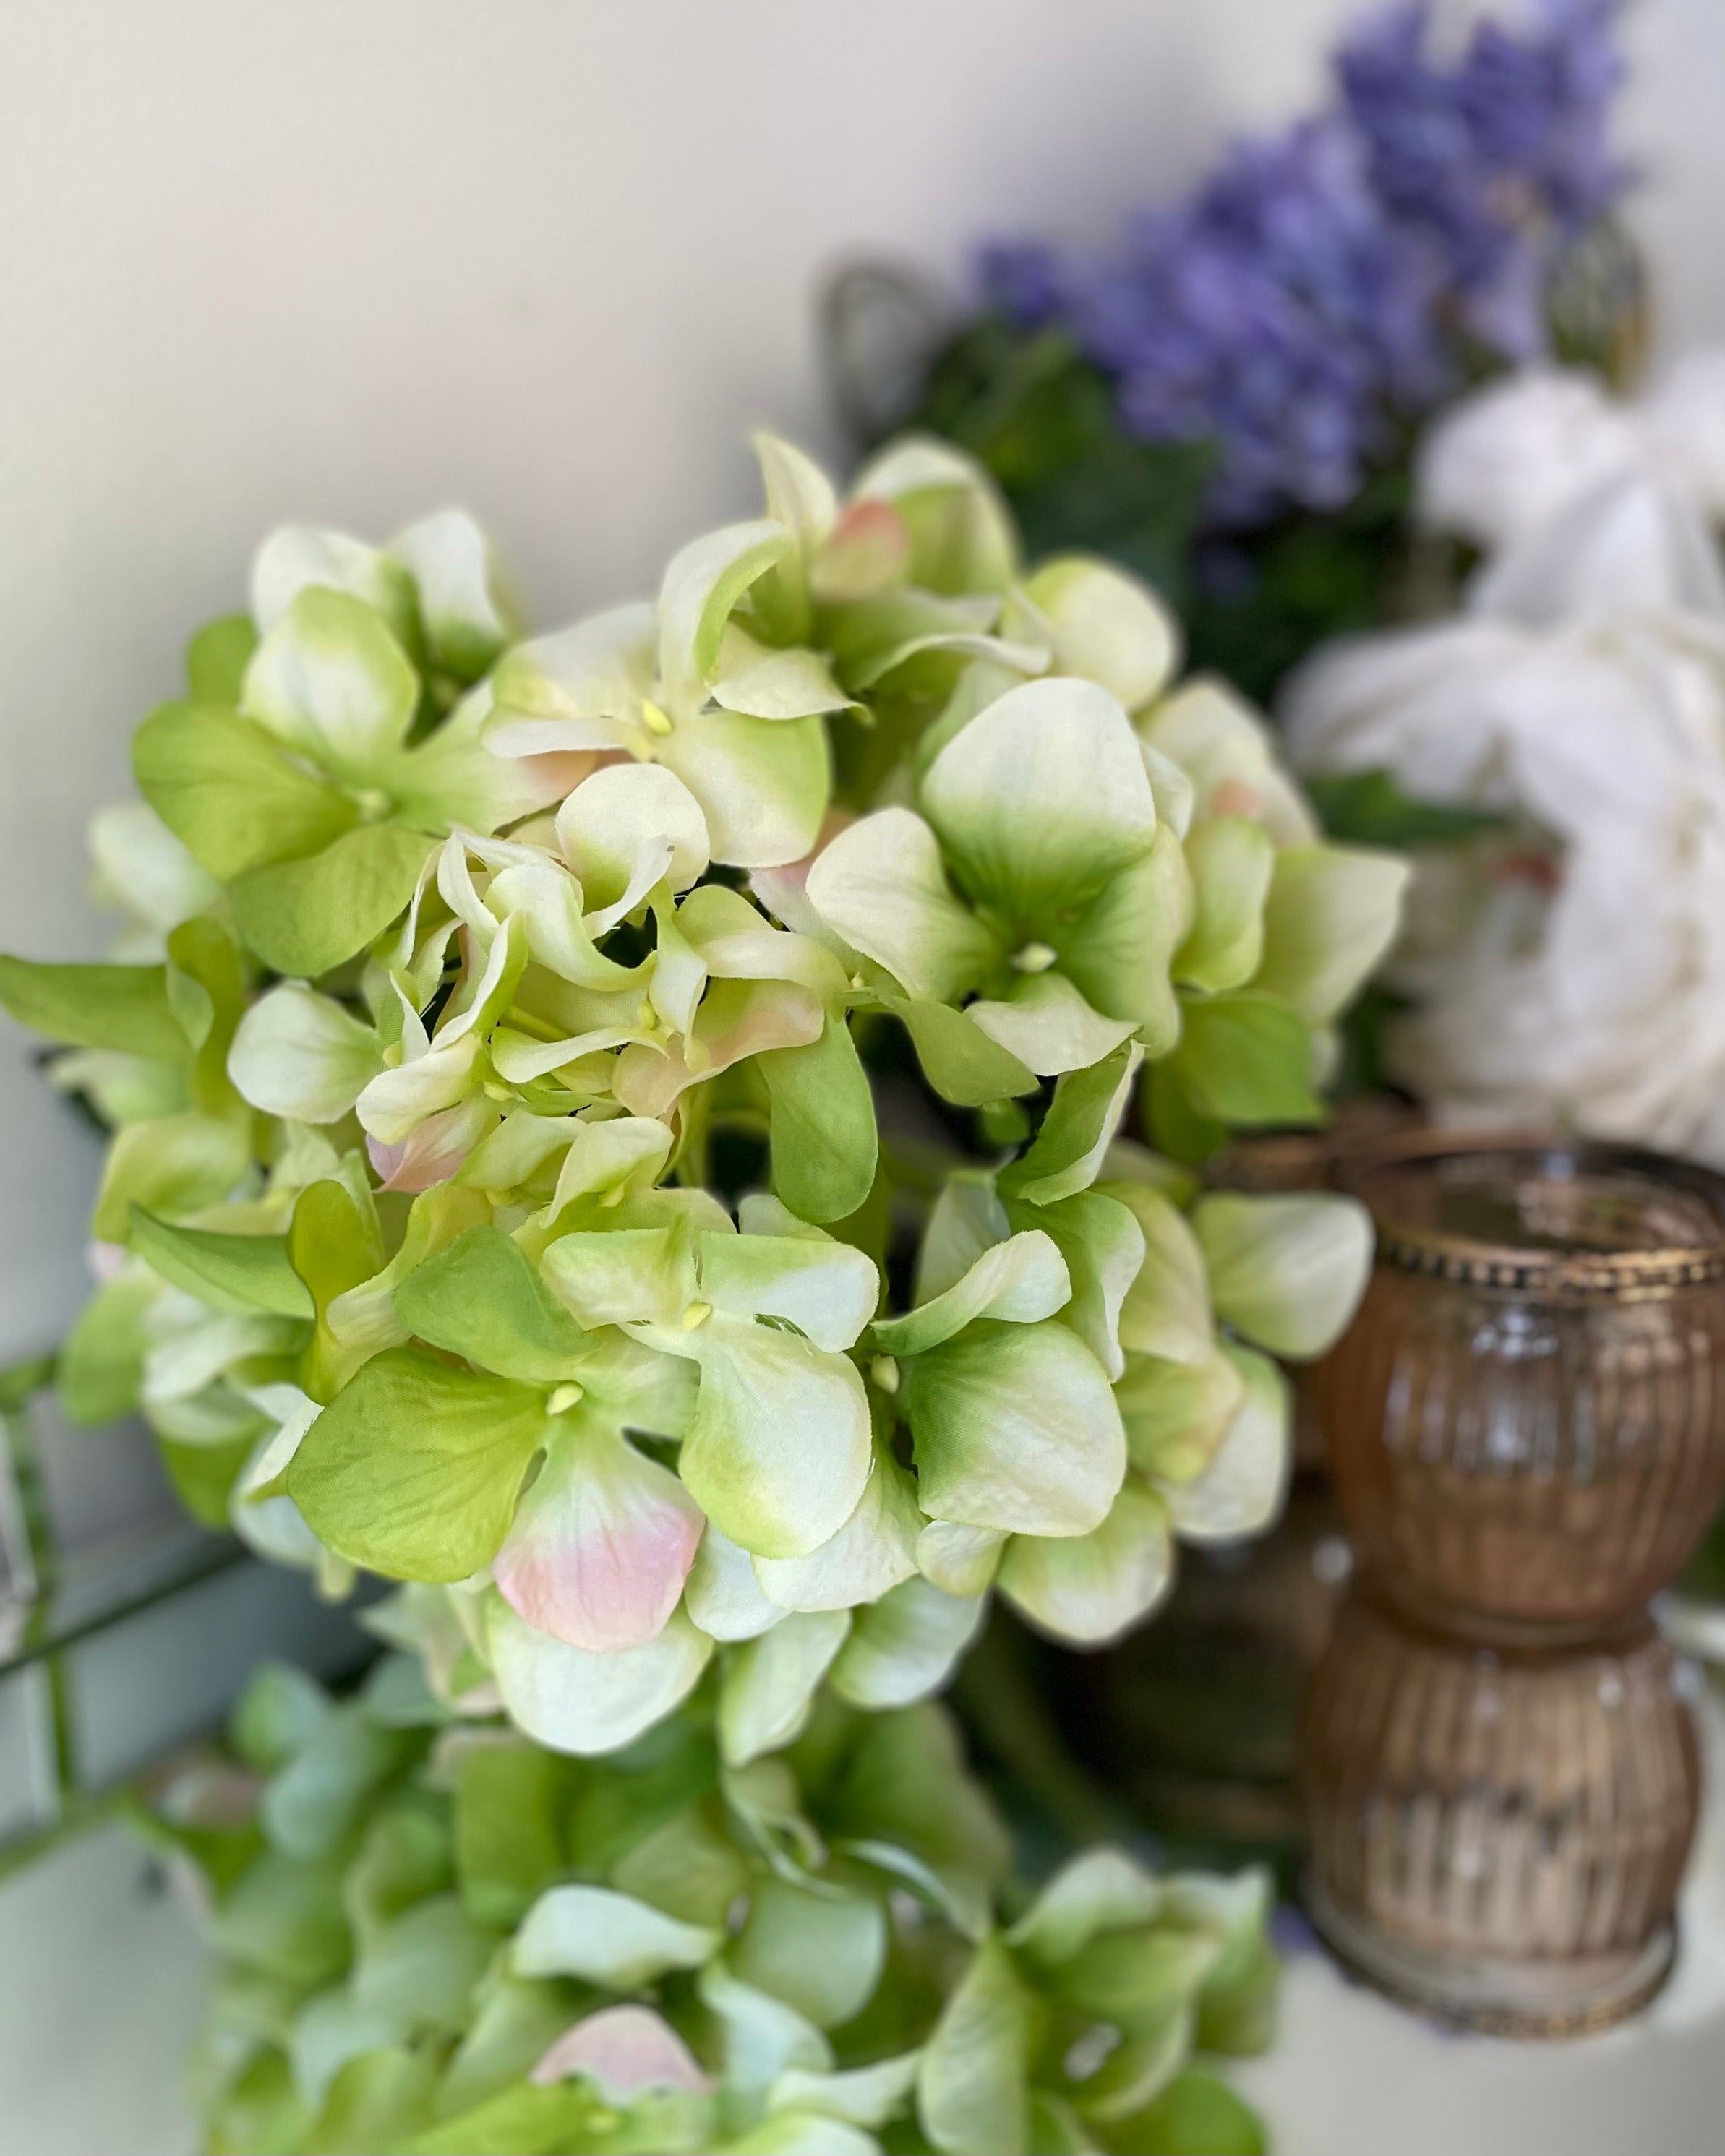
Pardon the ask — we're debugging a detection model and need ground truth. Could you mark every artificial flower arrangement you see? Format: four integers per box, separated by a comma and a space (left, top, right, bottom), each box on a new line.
146, 1654, 1274, 2155
834, 0, 1632, 706
0, 432, 1403, 2154
1283, 352, 1725, 1167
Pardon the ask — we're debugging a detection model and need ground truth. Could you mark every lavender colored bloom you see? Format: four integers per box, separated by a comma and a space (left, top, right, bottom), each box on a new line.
977, 0, 1629, 530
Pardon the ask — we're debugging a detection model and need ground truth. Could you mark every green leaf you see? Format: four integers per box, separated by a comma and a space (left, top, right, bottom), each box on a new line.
883, 995, 1037, 1107
166, 917, 249, 1117
92, 1109, 253, 1241
1304, 766, 1503, 849
288, 1345, 549, 1579
1163, 993, 1319, 1129
395, 1224, 591, 1384
0, 956, 187, 1061
132, 700, 357, 879
129, 1207, 314, 1318
230, 825, 437, 979
1105, 2069, 1266, 2156
291, 1175, 388, 1400
186, 613, 260, 705
758, 1015, 879, 1226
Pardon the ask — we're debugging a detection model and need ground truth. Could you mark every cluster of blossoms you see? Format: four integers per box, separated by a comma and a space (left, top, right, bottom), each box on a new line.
981, 0, 1627, 525
1284, 355, 1725, 1162
147, 1657, 1273, 2154
1, 434, 1402, 2152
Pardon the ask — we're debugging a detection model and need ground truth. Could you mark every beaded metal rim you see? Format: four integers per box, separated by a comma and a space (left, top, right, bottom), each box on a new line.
1335, 1128, 1725, 1300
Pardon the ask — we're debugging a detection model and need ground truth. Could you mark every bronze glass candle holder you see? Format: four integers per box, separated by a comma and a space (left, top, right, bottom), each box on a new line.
1322, 1133, 1725, 1638
1304, 1131, 1725, 2032
1303, 1586, 1701, 2035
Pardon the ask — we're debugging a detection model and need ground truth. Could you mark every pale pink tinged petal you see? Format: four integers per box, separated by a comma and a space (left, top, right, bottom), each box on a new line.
369, 1099, 497, 1192
88, 1240, 130, 1284
494, 1420, 705, 1652
514, 747, 609, 795
366, 1134, 409, 1185
530, 2004, 714, 2097
810, 499, 912, 604
614, 979, 823, 1117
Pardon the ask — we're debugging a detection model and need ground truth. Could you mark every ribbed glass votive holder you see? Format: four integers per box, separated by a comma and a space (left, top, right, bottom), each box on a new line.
1302, 1585, 1700, 2034
1321, 1133, 1725, 1636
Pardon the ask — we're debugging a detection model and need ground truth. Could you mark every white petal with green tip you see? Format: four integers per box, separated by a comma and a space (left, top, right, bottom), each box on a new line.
966, 971, 1137, 1078
829, 1576, 986, 1709
871, 1230, 1069, 1357
511, 1884, 719, 1989
904, 1318, 1124, 1537
1022, 556, 1181, 713
685, 1524, 785, 1642
228, 985, 384, 1125
997, 1482, 1172, 1644
921, 677, 1160, 923
487, 1596, 712, 1757
673, 1314, 873, 1560
243, 588, 418, 784
804, 807, 995, 1004
1251, 843, 1409, 1025
1193, 1191, 1373, 1359
1163, 1344, 1290, 1543
719, 1609, 852, 1766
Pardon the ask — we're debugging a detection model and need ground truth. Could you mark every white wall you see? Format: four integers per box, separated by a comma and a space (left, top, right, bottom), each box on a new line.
1, 0, 1719, 1362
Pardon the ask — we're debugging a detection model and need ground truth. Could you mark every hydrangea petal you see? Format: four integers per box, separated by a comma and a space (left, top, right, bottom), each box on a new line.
719, 1609, 852, 1766
513, 1884, 719, 1988
487, 1596, 712, 1756
1022, 556, 1181, 713
921, 677, 1160, 922
493, 1415, 704, 1652
966, 971, 1137, 1078
673, 1315, 872, 1561
870, 1230, 1069, 1357
531, 2005, 713, 2098
804, 808, 996, 1003
904, 1318, 1125, 1537
228, 984, 385, 1125
1193, 1192, 1373, 1360
1163, 1345, 1290, 1544
828, 1576, 986, 1710
997, 1482, 1173, 1644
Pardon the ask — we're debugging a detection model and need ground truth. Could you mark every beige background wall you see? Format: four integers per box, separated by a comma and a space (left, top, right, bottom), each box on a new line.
2, 0, 1720, 1361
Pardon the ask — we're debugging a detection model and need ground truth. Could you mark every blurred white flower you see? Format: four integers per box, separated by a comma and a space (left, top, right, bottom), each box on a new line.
1286, 382, 1725, 1162
1417, 357, 1725, 626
